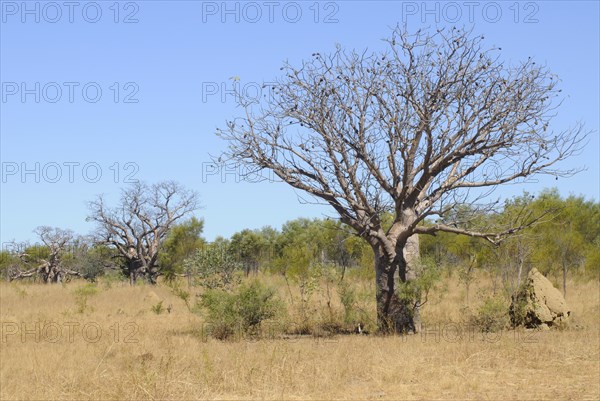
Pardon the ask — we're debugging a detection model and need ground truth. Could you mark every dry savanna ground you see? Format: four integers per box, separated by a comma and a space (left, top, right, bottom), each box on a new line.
1, 272, 599, 400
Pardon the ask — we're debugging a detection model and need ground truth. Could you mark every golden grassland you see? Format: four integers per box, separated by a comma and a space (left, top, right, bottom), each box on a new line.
1, 272, 599, 401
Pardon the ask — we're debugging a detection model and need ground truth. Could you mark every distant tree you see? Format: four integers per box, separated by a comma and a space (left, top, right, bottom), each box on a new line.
217, 26, 587, 333
276, 219, 321, 260
256, 225, 281, 263
321, 219, 356, 272
0, 250, 16, 280
160, 217, 205, 283
184, 242, 242, 289
62, 241, 118, 283
529, 190, 597, 297
230, 229, 265, 275
87, 181, 200, 285
9, 226, 82, 283
490, 193, 541, 292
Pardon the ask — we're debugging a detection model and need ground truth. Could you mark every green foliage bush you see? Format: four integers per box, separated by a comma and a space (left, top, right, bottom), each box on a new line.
338, 280, 357, 323
469, 296, 509, 333
160, 217, 205, 281
151, 300, 165, 315
397, 256, 443, 307
185, 243, 242, 290
508, 283, 532, 327
583, 243, 600, 278
168, 281, 192, 311
73, 283, 99, 313
197, 280, 285, 340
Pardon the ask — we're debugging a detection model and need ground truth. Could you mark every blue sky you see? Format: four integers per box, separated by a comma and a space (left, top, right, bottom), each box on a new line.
1, 0, 599, 244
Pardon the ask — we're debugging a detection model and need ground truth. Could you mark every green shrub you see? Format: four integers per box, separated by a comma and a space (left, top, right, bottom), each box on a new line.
184, 244, 242, 290
172, 285, 192, 311
73, 283, 99, 313
509, 283, 532, 327
397, 256, 443, 309
197, 290, 237, 340
583, 245, 600, 278
151, 300, 165, 315
470, 296, 509, 333
197, 280, 285, 340
338, 280, 357, 323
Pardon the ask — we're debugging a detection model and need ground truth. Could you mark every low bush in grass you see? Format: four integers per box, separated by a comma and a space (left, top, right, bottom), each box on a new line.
197, 279, 286, 340
469, 295, 509, 333
73, 282, 99, 313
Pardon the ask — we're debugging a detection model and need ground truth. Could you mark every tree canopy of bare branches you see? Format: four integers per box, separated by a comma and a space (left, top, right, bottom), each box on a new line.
87, 181, 200, 284
9, 226, 82, 283
217, 26, 588, 333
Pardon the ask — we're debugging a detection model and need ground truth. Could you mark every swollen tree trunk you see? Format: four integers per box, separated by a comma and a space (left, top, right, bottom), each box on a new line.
127, 258, 142, 285
403, 234, 422, 333
127, 258, 158, 285
374, 234, 421, 334
129, 271, 137, 286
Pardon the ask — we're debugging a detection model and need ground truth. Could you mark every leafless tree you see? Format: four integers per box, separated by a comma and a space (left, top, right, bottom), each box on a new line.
9, 227, 81, 283
87, 181, 200, 284
216, 26, 587, 333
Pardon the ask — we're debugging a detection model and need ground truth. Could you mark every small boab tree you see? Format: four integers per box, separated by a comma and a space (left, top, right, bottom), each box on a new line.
87, 181, 200, 284
9, 226, 81, 283
216, 26, 587, 333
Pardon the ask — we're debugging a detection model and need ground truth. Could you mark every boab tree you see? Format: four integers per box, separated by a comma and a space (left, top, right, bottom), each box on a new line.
87, 181, 200, 284
9, 226, 81, 283
216, 27, 587, 333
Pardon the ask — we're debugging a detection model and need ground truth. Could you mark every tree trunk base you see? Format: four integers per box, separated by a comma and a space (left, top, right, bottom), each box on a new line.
378, 294, 421, 335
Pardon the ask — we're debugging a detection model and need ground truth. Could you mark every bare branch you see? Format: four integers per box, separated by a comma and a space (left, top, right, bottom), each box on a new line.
218, 26, 587, 253
87, 181, 200, 284
217, 26, 589, 332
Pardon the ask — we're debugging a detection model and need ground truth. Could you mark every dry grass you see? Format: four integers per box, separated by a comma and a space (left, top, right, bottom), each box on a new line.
1, 273, 598, 400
